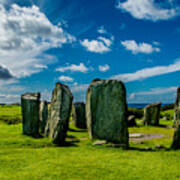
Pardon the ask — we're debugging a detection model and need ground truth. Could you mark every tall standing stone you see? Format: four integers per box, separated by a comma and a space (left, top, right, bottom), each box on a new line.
44, 103, 51, 137
21, 93, 40, 137
72, 102, 86, 129
144, 102, 161, 126
172, 87, 180, 149
39, 101, 48, 134
86, 79, 129, 147
49, 83, 73, 145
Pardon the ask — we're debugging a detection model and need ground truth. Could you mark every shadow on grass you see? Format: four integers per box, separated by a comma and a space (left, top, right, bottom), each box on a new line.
128, 146, 171, 152
69, 128, 87, 133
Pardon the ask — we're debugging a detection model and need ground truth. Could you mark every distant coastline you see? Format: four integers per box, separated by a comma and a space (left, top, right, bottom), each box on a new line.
128, 103, 173, 108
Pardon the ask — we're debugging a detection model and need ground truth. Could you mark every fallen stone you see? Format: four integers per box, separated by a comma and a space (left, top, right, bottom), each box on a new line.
129, 133, 144, 138
93, 140, 107, 146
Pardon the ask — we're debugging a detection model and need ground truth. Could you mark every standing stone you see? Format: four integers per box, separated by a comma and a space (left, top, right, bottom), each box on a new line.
44, 103, 51, 137
21, 93, 40, 137
39, 101, 48, 134
172, 87, 180, 149
144, 102, 161, 126
48, 83, 73, 145
72, 102, 86, 129
86, 79, 129, 147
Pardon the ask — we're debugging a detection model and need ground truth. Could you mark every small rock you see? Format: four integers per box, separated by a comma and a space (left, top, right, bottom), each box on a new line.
93, 140, 107, 146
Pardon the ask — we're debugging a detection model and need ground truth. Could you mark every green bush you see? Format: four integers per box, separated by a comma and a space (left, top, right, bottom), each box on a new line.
128, 107, 144, 119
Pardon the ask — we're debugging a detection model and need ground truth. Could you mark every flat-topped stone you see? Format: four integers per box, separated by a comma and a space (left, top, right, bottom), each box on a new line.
21, 92, 40, 137
86, 79, 129, 147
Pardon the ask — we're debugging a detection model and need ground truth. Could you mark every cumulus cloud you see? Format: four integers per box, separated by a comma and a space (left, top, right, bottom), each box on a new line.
99, 64, 110, 72
121, 40, 160, 54
0, 65, 14, 79
80, 36, 113, 53
58, 75, 74, 82
56, 63, 88, 73
111, 60, 180, 82
0, 4, 75, 79
116, 0, 180, 21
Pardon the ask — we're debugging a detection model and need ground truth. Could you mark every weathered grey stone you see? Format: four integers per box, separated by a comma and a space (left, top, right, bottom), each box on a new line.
21, 93, 40, 137
86, 79, 129, 147
39, 101, 48, 134
144, 102, 161, 126
72, 102, 86, 129
44, 103, 51, 137
48, 83, 73, 145
128, 115, 137, 127
172, 87, 180, 149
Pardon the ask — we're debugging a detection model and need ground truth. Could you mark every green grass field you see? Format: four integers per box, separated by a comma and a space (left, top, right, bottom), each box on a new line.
0, 106, 180, 180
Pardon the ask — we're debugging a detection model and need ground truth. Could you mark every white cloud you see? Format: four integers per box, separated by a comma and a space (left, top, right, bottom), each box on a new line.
0, 4, 75, 79
116, 0, 180, 21
56, 63, 88, 73
80, 36, 113, 53
71, 84, 89, 93
121, 40, 160, 54
130, 86, 177, 98
98, 37, 113, 46
111, 60, 180, 82
34, 64, 48, 69
128, 86, 177, 103
97, 26, 107, 34
58, 75, 74, 82
99, 64, 110, 72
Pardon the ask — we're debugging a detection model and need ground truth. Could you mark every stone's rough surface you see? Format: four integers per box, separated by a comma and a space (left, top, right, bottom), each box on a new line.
144, 102, 161, 126
44, 103, 51, 137
128, 115, 137, 127
72, 102, 86, 129
48, 83, 73, 145
21, 93, 40, 137
86, 79, 129, 147
39, 101, 48, 134
172, 87, 180, 149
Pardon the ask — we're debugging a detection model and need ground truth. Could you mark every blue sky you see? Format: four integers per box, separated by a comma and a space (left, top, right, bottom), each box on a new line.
0, 0, 180, 103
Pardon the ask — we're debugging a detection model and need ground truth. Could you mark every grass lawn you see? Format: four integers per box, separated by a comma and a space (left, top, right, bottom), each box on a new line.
0, 106, 180, 180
